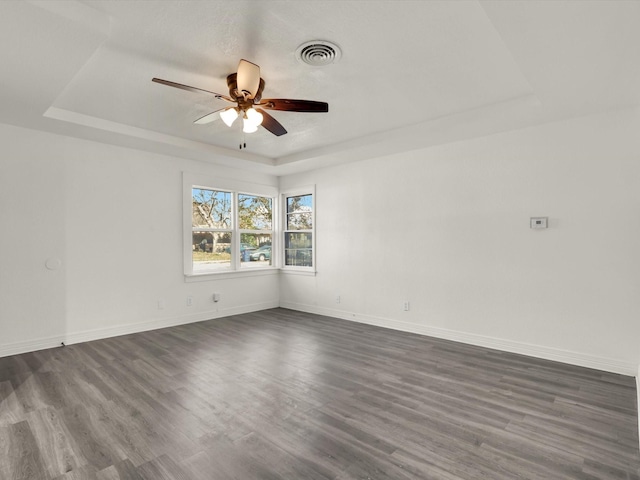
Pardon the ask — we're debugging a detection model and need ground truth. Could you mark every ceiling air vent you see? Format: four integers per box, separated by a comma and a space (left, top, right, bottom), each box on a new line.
295, 41, 342, 66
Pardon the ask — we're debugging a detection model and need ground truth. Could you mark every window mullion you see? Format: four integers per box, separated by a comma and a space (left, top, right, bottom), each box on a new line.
231, 192, 239, 270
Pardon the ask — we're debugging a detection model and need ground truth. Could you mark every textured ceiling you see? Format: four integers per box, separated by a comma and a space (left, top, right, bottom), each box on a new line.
1, 0, 639, 175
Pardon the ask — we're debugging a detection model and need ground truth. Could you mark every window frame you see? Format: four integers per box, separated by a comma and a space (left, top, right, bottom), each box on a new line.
281, 186, 316, 274
184, 172, 279, 278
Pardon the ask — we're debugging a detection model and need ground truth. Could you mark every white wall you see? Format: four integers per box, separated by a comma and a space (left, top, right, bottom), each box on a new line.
2, 107, 640, 376
0, 127, 68, 353
0, 123, 280, 356
280, 107, 640, 375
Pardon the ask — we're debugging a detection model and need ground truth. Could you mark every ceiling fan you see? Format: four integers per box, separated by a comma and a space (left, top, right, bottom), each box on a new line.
152, 59, 328, 138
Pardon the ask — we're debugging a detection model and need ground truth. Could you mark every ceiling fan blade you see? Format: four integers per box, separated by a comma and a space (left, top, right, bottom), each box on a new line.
259, 99, 328, 113
152, 78, 232, 102
256, 108, 287, 136
194, 108, 226, 125
237, 59, 260, 100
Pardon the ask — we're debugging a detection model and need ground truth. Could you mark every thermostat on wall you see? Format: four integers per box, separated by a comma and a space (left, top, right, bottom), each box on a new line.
530, 217, 548, 229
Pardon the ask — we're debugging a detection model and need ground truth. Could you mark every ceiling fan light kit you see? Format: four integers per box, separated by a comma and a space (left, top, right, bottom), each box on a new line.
242, 120, 258, 134
242, 108, 263, 133
152, 58, 329, 140
245, 107, 263, 126
219, 107, 238, 127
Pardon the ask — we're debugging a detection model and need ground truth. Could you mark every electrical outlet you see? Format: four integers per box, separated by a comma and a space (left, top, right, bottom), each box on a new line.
157, 300, 165, 310
186, 296, 193, 307
336, 295, 341, 304
213, 292, 220, 302
403, 301, 410, 311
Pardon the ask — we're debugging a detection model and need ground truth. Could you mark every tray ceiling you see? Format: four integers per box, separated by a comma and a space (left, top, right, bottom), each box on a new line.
1, 1, 639, 174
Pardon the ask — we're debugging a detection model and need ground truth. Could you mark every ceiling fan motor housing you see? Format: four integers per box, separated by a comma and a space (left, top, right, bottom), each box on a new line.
227, 73, 265, 106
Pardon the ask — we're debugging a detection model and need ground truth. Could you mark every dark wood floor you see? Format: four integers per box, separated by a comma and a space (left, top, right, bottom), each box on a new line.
0, 308, 638, 479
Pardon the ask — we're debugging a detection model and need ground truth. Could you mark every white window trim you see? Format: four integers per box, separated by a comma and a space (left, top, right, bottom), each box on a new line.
183, 172, 279, 279
281, 185, 316, 274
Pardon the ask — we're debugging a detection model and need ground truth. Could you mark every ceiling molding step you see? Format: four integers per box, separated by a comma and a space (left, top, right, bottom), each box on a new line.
274, 94, 542, 170
43, 107, 276, 167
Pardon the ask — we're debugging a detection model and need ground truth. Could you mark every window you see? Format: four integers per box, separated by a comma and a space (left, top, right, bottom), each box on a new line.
192, 188, 233, 273
238, 194, 273, 269
283, 190, 314, 269
185, 173, 277, 277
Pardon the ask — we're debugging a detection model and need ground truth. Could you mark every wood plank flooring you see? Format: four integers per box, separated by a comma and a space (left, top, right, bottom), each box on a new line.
0, 308, 638, 479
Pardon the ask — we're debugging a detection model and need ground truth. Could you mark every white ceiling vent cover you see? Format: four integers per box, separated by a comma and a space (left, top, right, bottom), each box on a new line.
296, 41, 342, 66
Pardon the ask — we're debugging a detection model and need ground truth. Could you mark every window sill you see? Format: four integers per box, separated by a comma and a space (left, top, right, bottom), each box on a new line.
280, 268, 317, 276
185, 268, 279, 282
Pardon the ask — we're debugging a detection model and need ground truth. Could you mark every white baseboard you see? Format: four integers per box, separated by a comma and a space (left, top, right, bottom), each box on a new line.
2, 298, 635, 380
636, 366, 640, 452
280, 301, 638, 376
0, 334, 68, 360
0, 300, 279, 359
